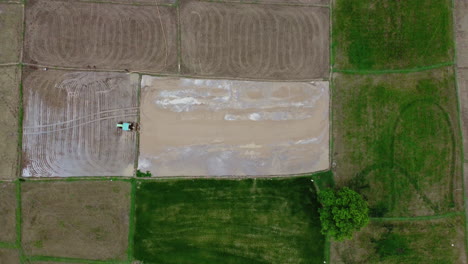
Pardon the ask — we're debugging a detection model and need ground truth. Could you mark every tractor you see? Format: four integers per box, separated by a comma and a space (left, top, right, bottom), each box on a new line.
117, 122, 138, 132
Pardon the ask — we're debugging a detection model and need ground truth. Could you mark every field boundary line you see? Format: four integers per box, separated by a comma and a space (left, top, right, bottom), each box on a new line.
133, 74, 142, 175
0, 1, 22, 5
370, 212, 464, 222
38, 0, 175, 7
20, 177, 133, 182
15, 179, 26, 264
0, 241, 16, 249
24, 255, 131, 264
334, 61, 454, 75
126, 179, 136, 262
20, 62, 329, 82
324, 235, 331, 264
0, 63, 20, 67
452, 0, 468, 257
197, 0, 329, 8
176, 1, 181, 74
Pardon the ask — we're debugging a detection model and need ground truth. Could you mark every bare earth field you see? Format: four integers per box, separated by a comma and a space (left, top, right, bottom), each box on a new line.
22, 68, 138, 177
21, 181, 130, 260
24, 0, 178, 73
0, 4, 22, 63
458, 69, 468, 157
180, 1, 329, 80
0, 66, 20, 180
0, 182, 16, 243
139, 76, 329, 176
456, 0, 468, 67
0, 248, 19, 264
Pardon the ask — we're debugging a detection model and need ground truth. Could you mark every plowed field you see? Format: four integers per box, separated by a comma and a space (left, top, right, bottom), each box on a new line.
180, 1, 329, 80
22, 68, 138, 177
24, 0, 178, 73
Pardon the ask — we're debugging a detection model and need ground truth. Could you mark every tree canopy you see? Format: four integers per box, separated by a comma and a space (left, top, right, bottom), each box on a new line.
318, 187, 369, 241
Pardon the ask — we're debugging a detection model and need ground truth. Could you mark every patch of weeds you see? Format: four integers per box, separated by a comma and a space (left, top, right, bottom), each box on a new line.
136, 170, 152, 177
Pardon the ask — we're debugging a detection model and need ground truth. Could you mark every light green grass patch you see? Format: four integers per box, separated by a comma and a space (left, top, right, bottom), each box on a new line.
134, 177, 325, 264
333, 0, 453, 70
332, 67, 462, 217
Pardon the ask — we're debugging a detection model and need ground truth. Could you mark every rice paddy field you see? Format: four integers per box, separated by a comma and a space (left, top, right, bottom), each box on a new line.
0, 0, 468, 263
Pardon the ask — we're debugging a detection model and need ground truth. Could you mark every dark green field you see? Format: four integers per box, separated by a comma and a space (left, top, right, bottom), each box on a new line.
333, 0, 453, 70
134, 177, 325, 264
333, 67, 463, 217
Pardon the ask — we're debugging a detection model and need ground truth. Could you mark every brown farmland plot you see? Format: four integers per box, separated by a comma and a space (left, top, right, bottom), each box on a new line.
22, 68, 138, 177
24, 0, 178, 73
0, 182, 16, 243
180, 1, 329, 80
0, 249, 19, 264
456, 0, 468, 68
21, 181, 131, 260
139, 76, 329, 176
0, 66, 20, 180
0, 4, 22, 63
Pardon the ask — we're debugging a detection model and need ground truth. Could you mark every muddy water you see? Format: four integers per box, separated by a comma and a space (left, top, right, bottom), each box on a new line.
139, 76, 329, 176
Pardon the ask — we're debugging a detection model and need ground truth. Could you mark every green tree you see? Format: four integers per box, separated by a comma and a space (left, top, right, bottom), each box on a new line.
318, 187, 369, 241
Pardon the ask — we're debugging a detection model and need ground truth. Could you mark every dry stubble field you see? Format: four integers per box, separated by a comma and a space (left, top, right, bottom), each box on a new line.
22, 68, 139, 177
180, 0, 329, 80
0, 66, 21, 180
0, 182, 16, 243
0, 4, 22, 63
21, 181, 131, 260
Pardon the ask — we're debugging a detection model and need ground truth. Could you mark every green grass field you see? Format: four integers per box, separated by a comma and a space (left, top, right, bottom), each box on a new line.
333, 67, 463, 217
134, 177, 325, 264
331, 216, 466, 264
333, 0, 453, 70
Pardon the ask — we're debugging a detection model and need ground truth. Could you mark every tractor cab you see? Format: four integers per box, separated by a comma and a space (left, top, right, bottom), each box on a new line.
117, 122, 137, 132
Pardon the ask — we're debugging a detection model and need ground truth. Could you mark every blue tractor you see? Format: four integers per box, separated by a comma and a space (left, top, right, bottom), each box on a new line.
117, 122, 137, 132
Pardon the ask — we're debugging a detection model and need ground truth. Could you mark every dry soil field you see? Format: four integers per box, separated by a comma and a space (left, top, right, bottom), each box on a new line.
21, 181, 131, 260
139, 76, 329, 176
0, 4, 22, 63
0, 249, 19, 264
0, 182, 16, 243
24, 0, 178, 73
180, 1, 329, 80
22, 68, 138, 177
0, 66, 20, 180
